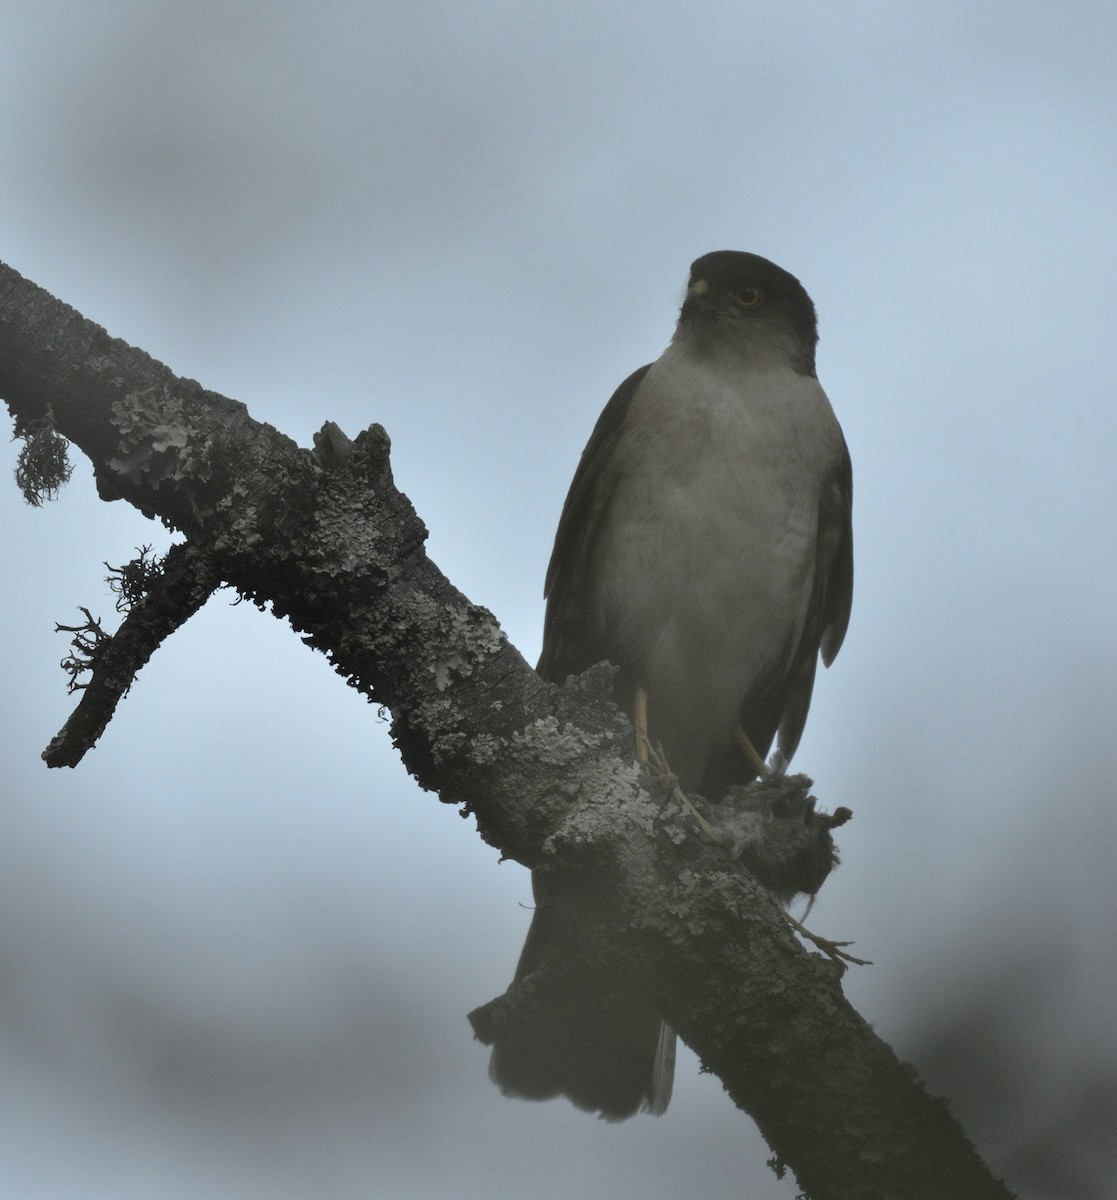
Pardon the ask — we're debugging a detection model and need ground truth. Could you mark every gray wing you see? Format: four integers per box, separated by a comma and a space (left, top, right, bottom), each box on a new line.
537, 365, 651, 684
772, 431, 854, 761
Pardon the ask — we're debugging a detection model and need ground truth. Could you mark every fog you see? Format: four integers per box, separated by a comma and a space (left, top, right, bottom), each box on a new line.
2, 4, 1115, 1196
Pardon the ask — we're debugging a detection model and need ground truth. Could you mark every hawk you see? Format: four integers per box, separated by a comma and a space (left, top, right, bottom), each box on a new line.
490, 251, 853, 1119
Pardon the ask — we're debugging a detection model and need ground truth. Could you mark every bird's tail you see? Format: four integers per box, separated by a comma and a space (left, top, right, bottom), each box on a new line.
488, 886, 675, 1121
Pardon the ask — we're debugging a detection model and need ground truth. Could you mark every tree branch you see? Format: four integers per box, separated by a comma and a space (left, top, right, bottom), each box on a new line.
0, 261, 1015, 1200
42, 542, 222, 766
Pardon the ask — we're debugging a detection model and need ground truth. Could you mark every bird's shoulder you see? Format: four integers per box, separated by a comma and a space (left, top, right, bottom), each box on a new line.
541, 363, 651, 602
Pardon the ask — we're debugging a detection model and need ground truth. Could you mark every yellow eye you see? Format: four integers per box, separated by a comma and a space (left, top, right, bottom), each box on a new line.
730, 287, 764, 309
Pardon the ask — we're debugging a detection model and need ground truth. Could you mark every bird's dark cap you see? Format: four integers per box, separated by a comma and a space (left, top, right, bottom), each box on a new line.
688, 250, 801, 290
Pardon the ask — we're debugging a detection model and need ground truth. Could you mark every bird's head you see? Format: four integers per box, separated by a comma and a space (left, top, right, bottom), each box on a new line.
677, 250, 819, 376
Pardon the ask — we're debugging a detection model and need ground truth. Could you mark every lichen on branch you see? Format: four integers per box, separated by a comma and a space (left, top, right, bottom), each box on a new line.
12, 410, 73, 505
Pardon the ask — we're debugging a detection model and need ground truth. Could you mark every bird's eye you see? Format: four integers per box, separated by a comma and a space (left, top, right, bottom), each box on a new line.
730, 287, 764, 309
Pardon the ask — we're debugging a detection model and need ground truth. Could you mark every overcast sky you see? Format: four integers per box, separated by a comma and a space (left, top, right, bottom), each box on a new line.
2, 3, 1115, 1197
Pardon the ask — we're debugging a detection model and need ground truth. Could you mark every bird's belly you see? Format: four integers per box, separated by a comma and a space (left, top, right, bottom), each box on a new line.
602, 469, 814, 676
591, 399, 822, 785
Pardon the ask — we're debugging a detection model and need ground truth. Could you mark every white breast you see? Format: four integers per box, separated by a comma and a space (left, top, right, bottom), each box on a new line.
590, 342, 844, 786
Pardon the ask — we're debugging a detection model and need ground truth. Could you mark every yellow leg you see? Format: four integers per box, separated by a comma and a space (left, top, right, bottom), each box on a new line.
733, 724, 769, 779
634, 684, 725, 845
634, 685, 651, 768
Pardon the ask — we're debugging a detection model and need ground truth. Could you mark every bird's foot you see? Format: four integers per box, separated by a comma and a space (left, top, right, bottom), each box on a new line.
784, 912, 872, 970
765, 749, 789, 777
638, 734, 732, 847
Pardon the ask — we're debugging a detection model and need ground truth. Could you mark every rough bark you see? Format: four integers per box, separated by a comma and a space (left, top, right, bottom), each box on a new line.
0, 261, 1015, 1200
